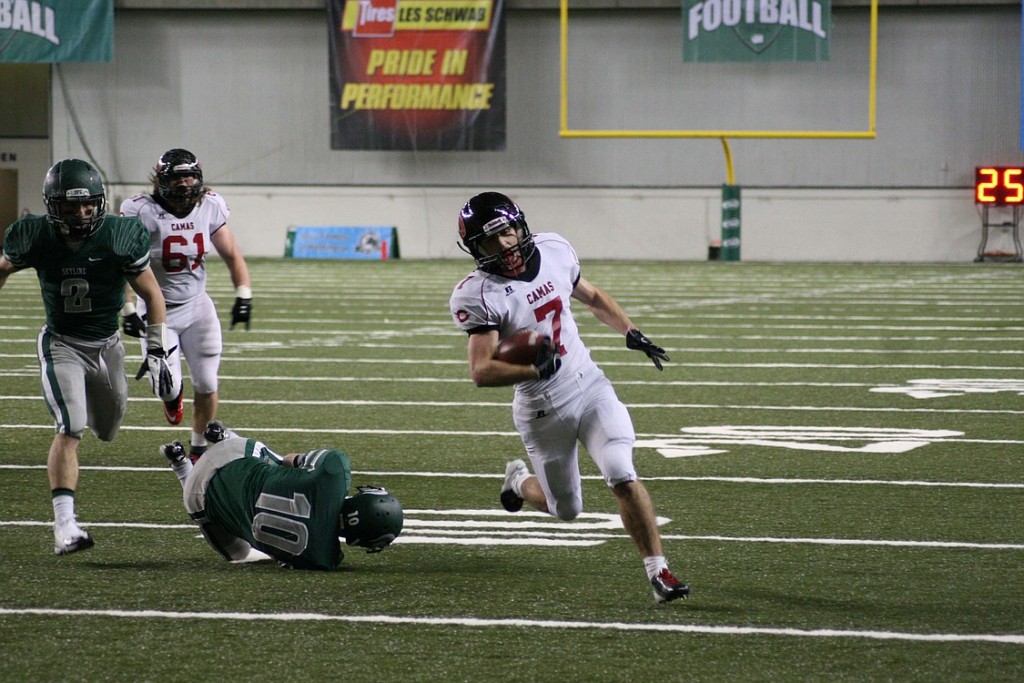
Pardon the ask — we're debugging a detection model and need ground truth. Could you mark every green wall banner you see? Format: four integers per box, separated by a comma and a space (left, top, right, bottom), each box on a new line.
0, 0, 113, 63
683, 0, 830, 62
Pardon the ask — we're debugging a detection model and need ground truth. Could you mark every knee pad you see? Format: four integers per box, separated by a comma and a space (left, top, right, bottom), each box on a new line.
550, 496, 583, 522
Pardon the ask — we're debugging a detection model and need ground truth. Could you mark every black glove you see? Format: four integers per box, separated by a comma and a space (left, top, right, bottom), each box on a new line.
122, 311, 146, 338
231, 297, 252, 330
626, 328, 669, 371
135, 346, 177, 399
204, 420, 239, 444
532, 337, 562, 380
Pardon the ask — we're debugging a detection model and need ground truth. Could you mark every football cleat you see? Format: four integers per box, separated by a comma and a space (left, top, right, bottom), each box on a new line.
204, 420, 238, 444
54, 517, 95, 556
163, 388, 184, 425
160, 440, 188, 466
651, 568, 690, 603
500, 459, 529, 513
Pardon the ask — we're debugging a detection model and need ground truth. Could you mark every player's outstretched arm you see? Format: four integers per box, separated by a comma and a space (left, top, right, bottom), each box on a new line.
626, 329, 670, 371
212, 225, 253, 330
0, 253, 21, 292
571, 276, 633, 334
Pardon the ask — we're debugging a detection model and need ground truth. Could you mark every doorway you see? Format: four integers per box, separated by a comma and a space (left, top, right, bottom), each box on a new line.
0, 169, 17, 235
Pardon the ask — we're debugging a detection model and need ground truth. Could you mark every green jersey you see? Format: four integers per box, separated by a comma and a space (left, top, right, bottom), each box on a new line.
2, 214, 150, 340
201, 439, 353, 571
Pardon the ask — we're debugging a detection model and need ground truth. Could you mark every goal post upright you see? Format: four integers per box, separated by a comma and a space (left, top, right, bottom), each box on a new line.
558, 0, 878, 140
557, 0, 879, 261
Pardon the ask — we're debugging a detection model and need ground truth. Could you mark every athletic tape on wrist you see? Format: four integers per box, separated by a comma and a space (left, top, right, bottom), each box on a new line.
146, 322, 167, 351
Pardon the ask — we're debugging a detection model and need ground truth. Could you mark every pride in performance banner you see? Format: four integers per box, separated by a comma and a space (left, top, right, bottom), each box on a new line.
683, 0, 830, 62
328, 0, 506, 151
0, 0, 113, 63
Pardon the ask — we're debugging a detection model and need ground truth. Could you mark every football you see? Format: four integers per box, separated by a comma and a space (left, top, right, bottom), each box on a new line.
494, 329, 548, 365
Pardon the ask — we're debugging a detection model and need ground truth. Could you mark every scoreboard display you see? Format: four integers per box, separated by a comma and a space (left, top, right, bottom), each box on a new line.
975, 166, 1024, 205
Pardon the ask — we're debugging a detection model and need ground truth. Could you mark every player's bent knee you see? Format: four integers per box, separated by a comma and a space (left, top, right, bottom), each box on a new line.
551, 499, 583, 521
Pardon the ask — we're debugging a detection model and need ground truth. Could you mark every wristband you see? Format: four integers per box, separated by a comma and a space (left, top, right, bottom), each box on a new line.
235, 285, 252, 299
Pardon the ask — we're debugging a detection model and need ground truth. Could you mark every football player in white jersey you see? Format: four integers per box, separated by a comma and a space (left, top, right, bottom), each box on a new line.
448, 192, 689, 603
119, 149, 252, 462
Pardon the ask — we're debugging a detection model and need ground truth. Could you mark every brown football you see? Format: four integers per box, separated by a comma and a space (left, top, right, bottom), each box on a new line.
494, 329, 548, 365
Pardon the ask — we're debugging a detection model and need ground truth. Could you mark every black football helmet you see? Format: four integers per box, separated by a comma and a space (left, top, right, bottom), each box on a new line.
340, 485, 403, 553
155, 148, 205, 208
43, 159, 106, 241
458, 192, 535, 276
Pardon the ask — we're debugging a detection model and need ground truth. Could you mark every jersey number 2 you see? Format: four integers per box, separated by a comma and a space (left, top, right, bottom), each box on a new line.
61, 278, 92, 313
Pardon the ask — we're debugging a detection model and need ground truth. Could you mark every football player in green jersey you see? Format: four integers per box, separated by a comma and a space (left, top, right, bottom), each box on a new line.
0, 159, 174, 556
160, 423, 403, 571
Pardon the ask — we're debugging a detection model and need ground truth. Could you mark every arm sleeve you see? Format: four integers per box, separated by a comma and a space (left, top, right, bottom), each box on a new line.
2, 221, 32, 268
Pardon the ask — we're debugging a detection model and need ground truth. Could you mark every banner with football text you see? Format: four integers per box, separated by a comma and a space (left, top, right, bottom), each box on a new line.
328, 0, 506, 151
683, 0, 831, 62
0, 0, 113, 63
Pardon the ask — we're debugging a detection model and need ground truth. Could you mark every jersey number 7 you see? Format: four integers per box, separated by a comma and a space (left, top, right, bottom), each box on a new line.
534, 298, 565, 355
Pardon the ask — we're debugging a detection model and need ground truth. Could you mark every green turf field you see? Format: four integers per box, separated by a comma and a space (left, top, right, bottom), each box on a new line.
1, 259, 1022, 681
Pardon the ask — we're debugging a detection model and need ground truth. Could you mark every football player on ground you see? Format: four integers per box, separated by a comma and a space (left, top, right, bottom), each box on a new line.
160, 423, 403, 570
449, 191, 688, 604
0, 159, 175, 556
119, 148, 252, 462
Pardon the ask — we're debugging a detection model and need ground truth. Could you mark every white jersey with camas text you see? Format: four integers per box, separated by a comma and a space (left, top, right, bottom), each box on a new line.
119, 192, 230, 305
449, 232, 599, 399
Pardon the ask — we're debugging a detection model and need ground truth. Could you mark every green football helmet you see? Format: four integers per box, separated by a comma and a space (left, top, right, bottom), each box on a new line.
340, 485, 403, 553
43, 159, 106, 241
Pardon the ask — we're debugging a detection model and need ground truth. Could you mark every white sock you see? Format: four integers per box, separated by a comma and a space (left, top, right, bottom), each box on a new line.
513, 471, 529, 497
52, 493, 75, 525
643, 555, 669, 581
171, 459, 193, 487
190, 431, 207, 449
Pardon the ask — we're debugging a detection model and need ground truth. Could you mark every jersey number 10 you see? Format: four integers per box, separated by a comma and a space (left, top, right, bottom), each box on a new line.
252, 491, 311, 555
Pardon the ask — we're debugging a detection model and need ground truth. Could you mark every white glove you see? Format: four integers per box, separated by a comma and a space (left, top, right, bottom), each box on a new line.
135, 347, 176, 400
134, 322, 178, 400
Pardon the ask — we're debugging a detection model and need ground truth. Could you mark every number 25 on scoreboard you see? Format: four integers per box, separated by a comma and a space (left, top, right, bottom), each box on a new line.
975, 166, 1024, 205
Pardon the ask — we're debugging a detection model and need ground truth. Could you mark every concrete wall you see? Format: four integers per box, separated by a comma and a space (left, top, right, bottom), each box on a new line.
11, 5, 1024, 261
106, 183, 989, 262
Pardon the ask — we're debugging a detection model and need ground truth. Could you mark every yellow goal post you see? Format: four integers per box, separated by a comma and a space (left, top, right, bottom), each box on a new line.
558, 0, 878, 142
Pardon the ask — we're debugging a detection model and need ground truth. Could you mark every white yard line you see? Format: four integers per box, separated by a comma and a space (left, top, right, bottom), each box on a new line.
1, 396, 1022, 415
1, 423, 1022, 447
5, 353, 1022, 370
1, 465, 1021, 489
0, 607, 1020, 645
3, 519, 1024, 551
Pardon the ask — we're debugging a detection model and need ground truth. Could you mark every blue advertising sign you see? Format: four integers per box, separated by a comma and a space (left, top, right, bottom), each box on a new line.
285, 226, 400, 260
